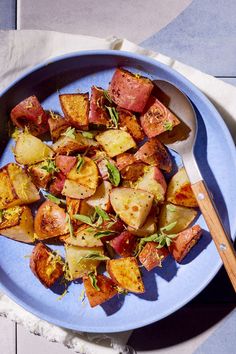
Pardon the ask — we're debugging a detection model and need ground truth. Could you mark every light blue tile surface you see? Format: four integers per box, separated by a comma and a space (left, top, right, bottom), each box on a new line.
141, 0, 236, 77
0, 0, 15, 29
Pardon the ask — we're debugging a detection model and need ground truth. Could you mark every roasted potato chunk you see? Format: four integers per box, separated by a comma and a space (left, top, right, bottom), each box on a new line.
65, 245, 105, 279
110, 187, 154, 229
48, 114, 69, 141
0, 163, 39, 209
14, 132, 54, 165
30, 242, 64, 288
117, 108, 145, 142
110, 231, 136, 257
140, 96, 180, 138
52, 131, 98, 155
89, 86, 110, 126
63, 225, 103, 247
168, 225, 202, 262
96, 129, 136, 158
159, 203, 198, 234
27, 161, 54, 189
167, 167, 198, 207
134, 138, 172, 173
139, 242, 169, 271
108, 68, 153, 112
0, 206, 34, 243
83, 274, 117, 307
34, 201, 68, 239
59, 93, 89, 130
128, 212, 157, 237
107, 257, 144, 293
67, 157, 99, 190
116, 153, 146, 181
55, 155, 76, 175
62, 180, 96, 199
87, 181, 112, 211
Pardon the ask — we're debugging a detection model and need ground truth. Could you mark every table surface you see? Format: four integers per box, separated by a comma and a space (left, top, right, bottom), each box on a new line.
0, 0, 235, 353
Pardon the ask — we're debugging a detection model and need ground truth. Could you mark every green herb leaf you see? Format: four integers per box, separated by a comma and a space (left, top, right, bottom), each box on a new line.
41, 160, 59, 174
81, 131, 94, 139
82, 252, 110, 261
66, 213, 74, 238
76, 154, 84, 172
88, 272, 100, 291
46, 193, 66, 205
0, 210, 3, 223
73, 214, 94, 226
163, 120, 173, 131
94, 206, 110, 221
62, 127, 76, 139
94, 230, 117, 239
105, 106, 119, 128
103, 90, 113, 103
106, 160, 120, 186
166, 204, 176, 212
160, 221, 177, 232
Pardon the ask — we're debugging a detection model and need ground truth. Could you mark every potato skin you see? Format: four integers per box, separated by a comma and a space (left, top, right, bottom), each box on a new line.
140, 96, 180, 137
30, 242, 64, 288
108, 68, 153, 112
83, 274, 117, 307
48, 114, 69, 142
168, 225, 202, 262
89, 86, 110, 126
134, 138, 172, 173
139, 242, 169, 271
110, 231, 136, 257
116, 153, 146, 181
117, 107, 145, 142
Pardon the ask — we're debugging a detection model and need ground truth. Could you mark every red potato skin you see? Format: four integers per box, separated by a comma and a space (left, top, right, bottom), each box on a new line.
89, 86, 110, 126
97, 158, 116, 181
10, 95, 48, 136
116, 153, 146, 181
153, 166, 167, 193
49, 172, 66, 196
110, 231, 137, 257
139, 242, 169, 271
117, 107, 145, 142
134, 138, 172, 173
83, 274, 117, 307
168, 225, 203, 263
34, 201, 68, 239
55, 155, 76, 175
108, 68, 154, 112
30, 242, 64, 288
140, 96, 180, 137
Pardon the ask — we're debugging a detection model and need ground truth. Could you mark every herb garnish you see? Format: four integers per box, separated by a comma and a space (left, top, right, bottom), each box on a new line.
106, 160, 120, 186
81, 131, 94, 139
88, 272, 100, 291
62, 127, 76, 139
76, 154, 84, 172
105, 106, 119, 128
45, 193, 66, 205
66, 212, 74, 238
41, 160, 59, 174
103, 90, 113, 103
94, 206, 110, 221
163, 120, 173, 131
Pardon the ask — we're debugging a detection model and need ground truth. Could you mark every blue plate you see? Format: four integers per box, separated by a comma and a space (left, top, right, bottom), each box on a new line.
0, 51, 235, 333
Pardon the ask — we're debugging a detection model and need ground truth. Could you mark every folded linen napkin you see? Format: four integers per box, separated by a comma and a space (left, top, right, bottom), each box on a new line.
0, 30, 235, 354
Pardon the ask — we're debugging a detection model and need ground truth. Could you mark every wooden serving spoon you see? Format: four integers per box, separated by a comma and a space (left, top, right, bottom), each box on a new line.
156, 79, 236, 291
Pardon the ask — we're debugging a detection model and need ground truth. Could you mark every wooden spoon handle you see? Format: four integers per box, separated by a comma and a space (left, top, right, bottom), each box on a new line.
191, 180, 236, 292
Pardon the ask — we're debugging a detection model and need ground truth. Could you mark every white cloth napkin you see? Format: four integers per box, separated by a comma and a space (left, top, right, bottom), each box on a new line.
0, 29, 236, 354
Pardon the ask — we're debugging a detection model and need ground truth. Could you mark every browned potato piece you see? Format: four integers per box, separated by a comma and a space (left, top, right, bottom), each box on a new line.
14, 132, 54, 165
159, 203, 198, 234
168, 225, 202, 262
117, 108, 145, 142
0, 206, 34, 243
59, 93, 89, 130
30, 242, 64, 288
128, 212, 157, 237
167, 167, 198, 207
65, 245, 105, 279
107, 257, 144, 293
139, 242, 169, 271
0, 163, 40, 209
83, 274, 117, 307
52, 132, 98, 155
63, 225, 103, 247
110, 188, 154, 229
96, 130, 136, 158
62, 180, 96, 199
116, 153, 146, 181
67, 157, 99, 190
27, 161, 53, 189
86, 181, 112, 211
66, 197, 81, 228
48, 114, 69, 141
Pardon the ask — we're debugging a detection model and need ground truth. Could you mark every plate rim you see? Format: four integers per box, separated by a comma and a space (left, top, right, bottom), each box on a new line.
0, 49, 235, 332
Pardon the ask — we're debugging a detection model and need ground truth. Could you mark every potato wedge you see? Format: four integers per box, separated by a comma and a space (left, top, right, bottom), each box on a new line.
52, 131, 98, 155
107, 257, 144, 293
0, 206, 34, 243
168, 225, 202, 262
134, 166, 167, 203
116, 153, 146, 181
83, 274, 117, 307
96, 130, 136, 158
66, 197, 81, 228
34, 200, 68, 239
63, 225, 103, 247
140, 96, 180, 138
27, 161, 53, 189
167, 167, 198, 207
0, 163, 40, 209
89, 86, 110, 126
14, 132, 54, 165
139, 242, 169, 271
159, 203, 198, 234
48, 114, 69, 141
128, 212, 157, 237
65, 245, 105, 279
117, 108, 145, 142
62, 180, 96, 199
67, 157, 99, 190
108, 68, 153, 112
86, 181, 112, 211
59, 93, 89, 130
110, 231, 136, 257
134, 138, 172, 172
110, 188, 154, 229
55, 155, 76, 175
30, 242, 64, 288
